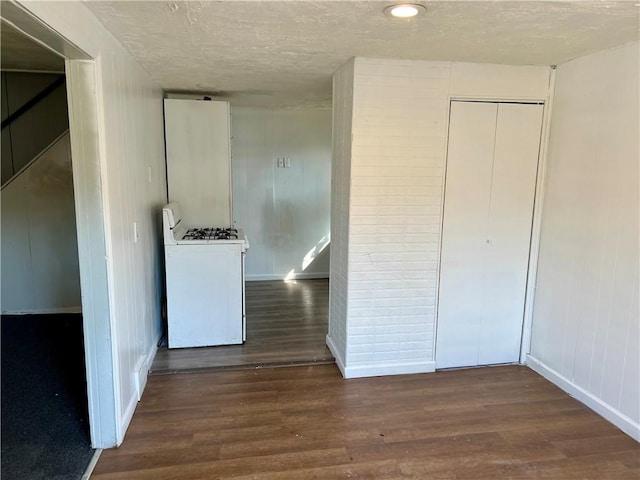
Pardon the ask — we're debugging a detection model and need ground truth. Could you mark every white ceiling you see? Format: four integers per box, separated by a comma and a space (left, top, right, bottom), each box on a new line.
84, 1, 639, 108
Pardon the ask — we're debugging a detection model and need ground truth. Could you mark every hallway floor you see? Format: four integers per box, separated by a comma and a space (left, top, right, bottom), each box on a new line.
151, 279, 332, 374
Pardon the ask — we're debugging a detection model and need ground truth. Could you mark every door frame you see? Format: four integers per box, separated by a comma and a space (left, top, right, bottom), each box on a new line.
435, 88, 557, 366
1, 1, 119, 447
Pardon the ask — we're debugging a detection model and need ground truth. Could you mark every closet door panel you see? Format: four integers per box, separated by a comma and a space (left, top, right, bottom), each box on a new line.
436, 101, 497, 368
437, 101, 543, 369
478, 103, 544, 364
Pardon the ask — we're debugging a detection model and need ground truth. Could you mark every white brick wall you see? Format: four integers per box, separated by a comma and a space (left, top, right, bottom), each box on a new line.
344, 59, 450, 376
331, 58, 550, 378
326, 59, 354, 372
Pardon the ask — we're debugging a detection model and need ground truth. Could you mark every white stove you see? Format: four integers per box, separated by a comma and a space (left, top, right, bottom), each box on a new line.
162, 202, 248, 348
163, 202, 248, 248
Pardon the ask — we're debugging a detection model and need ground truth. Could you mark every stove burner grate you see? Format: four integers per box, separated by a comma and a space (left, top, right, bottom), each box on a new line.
182, 227, 239, 241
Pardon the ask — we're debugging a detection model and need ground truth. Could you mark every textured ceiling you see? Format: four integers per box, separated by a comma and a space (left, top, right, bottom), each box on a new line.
84, 1, 639, 107
1, 20, 65, 72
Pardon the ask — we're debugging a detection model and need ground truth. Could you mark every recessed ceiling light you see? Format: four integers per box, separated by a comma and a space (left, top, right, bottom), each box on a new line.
384, 3, 426, 18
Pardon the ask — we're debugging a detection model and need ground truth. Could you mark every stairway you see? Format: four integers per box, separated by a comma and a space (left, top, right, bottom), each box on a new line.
1, 72, 69, 187
1, 71, 80, 315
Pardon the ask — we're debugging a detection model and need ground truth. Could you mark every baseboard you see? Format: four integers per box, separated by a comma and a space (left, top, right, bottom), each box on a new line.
326, 334, 346, 377
344, 360, 436, 379
527, 354, 640, 442
118, 392, 137, 446
133, 336, 159, 401
246, 272, 329, 281
119, 332, 161, 444
1, 306, 82, 315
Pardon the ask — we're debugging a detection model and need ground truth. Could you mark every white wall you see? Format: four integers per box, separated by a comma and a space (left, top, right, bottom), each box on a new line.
331, 58, 550, 378
1, 133, 81, 313
1, 71, 78, 315
17, 1, 167, 447
231, 106, 331, 280
326, 59, 355, 373
528, 42, 639, 441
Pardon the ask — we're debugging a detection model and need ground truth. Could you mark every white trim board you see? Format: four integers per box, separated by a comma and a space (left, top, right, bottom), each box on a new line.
65, 58, 118, 448
133, 332, 160, 401
527, 355, 640, 442
520, 68, 556, 363
326, 334, 346, 378
118, 393, 137, 448
123, 332, 161, 442
246, 272, 329, 281
344, 361, 436, 379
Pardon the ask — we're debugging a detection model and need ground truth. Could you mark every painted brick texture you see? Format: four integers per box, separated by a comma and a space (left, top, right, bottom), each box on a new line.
346, 59, 450, 371
327, 60, 354, 367
332, 58, 550, 377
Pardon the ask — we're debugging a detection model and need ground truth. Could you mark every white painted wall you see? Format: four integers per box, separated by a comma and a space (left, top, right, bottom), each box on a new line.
528, 42, 639, 441
1, 71, 78, 315
331, 58, 550, 378
326, 59, 355, 373
1, 133, 81, 314
231, 106, 331, 280
17, 1, 167, 447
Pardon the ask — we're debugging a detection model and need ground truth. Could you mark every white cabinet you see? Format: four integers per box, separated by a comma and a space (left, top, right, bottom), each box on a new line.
165, 243, 244, 348
164, 99, 232, 226
436, 101, 543, 369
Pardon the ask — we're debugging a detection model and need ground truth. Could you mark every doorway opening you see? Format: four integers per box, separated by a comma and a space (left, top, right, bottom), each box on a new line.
2, 0, 120, 455
151, 106, 333, 374
0, 19, 94, 480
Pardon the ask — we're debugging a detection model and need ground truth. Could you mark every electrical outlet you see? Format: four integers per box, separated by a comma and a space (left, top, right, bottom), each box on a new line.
284, 157, 291, 168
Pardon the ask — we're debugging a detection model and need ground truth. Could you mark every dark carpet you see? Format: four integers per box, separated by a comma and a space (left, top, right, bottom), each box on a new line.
1, 314, 95, 480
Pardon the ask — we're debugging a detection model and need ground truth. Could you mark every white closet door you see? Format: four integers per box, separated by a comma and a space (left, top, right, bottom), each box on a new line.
436, 101, 543, 369
478, 103, 543, 364
437, 102, 498, 368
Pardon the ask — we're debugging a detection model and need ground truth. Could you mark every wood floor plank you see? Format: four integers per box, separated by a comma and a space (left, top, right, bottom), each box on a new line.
398, 454, 637, 480
151, 279, 332, 374
97, 283, 640, 478
551, 434, 640, 458
94, 447, 352, 480
93, 364, 639, 479
221, 459, 404, 480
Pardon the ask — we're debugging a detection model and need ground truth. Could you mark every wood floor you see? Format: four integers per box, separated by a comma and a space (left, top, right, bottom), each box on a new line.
151, 279, 333, 374
93, 364, 639, 479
